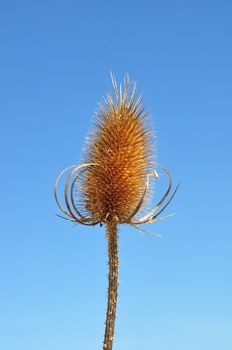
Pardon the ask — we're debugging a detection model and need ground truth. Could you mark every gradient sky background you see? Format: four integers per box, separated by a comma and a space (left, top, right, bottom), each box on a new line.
0, 1, 232, 349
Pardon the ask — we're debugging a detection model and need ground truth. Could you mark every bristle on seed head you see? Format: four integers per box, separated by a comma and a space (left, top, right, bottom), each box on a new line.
76, 74, 155, 223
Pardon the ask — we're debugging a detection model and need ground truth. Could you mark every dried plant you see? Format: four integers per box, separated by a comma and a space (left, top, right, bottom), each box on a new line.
54, 74, 178, 350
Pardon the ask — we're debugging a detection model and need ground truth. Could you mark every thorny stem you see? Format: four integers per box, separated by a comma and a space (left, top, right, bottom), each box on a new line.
103, 222, 119, 350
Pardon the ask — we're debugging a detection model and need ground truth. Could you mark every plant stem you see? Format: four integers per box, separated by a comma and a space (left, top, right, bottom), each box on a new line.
103, 222, 119, 350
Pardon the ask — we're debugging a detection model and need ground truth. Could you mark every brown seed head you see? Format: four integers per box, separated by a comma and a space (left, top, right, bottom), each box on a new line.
75, 75, 155, 223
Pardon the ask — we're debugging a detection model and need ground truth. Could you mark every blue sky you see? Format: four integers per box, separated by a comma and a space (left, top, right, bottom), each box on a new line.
0, 0, 231, 349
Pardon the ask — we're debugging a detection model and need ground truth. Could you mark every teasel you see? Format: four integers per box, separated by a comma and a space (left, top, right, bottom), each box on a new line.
54, 74, 178, 350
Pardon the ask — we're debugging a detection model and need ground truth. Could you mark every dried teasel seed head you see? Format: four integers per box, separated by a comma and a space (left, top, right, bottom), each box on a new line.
75, 74, 155, 224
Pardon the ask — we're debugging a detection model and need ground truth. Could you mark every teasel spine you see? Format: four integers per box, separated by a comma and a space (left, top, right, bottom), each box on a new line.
103, 222, 119, 350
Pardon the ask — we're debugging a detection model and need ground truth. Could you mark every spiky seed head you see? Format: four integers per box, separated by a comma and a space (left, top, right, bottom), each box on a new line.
75, 75, 155, 223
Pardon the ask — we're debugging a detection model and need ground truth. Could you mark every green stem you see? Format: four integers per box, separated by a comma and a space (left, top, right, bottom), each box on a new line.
103, 222, 119, 350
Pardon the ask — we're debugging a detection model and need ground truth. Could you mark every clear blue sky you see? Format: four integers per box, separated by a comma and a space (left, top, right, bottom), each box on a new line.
0, 1, 231, 349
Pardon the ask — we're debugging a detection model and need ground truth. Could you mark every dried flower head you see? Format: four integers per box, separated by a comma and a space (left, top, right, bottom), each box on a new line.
79, 75, 154, 224
54, 74, 178, 350
55, 74, 178, 228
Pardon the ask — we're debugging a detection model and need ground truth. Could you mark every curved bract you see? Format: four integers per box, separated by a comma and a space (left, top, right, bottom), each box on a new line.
54, 163, 100, 226
54, 162, 178, 227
